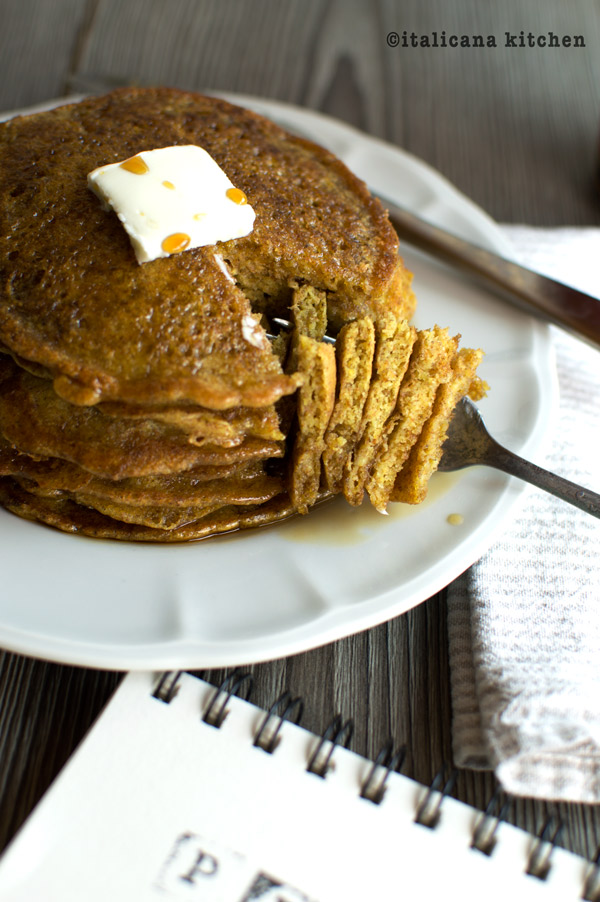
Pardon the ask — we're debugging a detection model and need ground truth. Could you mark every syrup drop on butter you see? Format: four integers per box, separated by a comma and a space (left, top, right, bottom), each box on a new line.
161, 233, 191, 254
226, 187, 247, 205
119, 155, 149, 175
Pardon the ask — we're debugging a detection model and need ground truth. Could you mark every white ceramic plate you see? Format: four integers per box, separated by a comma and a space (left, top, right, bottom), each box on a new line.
0, 95, 557, 670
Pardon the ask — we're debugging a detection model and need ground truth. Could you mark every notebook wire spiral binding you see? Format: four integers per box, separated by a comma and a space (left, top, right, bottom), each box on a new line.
201, 672, 254, 728
360, 740, 406, 805
152, 671, 600, 900
470, 786, 511, 857
414, 762, 458, 829
253, 691, 304, 754
306, 714, 354, 779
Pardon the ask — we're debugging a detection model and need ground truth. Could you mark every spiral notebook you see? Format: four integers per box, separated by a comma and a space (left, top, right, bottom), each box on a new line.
0, 671, 596, 901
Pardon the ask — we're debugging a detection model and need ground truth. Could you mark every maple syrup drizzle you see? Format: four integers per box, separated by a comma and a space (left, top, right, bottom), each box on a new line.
119, 155, 149, 175
161, 233, 191, 254
226, 187, 247, 205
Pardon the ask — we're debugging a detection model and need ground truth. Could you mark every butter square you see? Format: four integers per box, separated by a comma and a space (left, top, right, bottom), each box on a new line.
87, 145, 255, 264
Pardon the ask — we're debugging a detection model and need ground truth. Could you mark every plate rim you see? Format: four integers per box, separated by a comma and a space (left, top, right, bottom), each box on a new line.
0, 93, 557, 669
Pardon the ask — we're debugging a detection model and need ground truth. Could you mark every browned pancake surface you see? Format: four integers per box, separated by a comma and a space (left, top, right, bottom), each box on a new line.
0, 436, 267, 493
0, 88, 413, 408
0, 357, 282, 479
0, 477, 333, 542
97, 400, 284, 444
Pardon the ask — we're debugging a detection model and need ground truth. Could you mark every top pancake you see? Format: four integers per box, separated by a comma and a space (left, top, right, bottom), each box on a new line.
0, 88, 414, 409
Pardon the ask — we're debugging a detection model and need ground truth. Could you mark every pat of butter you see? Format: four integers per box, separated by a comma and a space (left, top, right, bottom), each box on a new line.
87, 146, 255, 264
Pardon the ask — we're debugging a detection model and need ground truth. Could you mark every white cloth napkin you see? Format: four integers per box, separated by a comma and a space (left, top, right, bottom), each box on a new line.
447, 226, 600, 803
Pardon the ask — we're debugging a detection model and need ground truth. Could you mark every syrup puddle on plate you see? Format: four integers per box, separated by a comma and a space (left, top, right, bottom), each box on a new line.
281, 470, 463, 546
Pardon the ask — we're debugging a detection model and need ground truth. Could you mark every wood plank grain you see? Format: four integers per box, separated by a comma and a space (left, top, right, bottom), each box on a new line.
380, 0, 600, 223
0, 0, 91, 110
0, 654, 121, 850
72, 0, 328, 100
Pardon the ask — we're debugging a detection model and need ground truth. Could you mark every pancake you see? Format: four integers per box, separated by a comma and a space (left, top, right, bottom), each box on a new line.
289, 284, 328, 342
366, 326, 457, 512
13, 478, 224, 530
391, 348, 486, 504
0, 87, 414, 409
15, 472, 285, 530
0, 357, 282, 479
288, 334, 336, 514
0, 476, 333, 542
343, 316, 416, 506
322, 317, 375, 492
97, 401, 285, 445
0, 436, 266, 490
0, 437, 272, 503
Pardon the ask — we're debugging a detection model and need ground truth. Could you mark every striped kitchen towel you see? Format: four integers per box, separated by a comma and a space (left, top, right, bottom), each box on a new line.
447, 226, 600, 803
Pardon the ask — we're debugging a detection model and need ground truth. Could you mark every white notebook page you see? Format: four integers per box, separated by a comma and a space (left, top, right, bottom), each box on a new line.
0, 671, 593, 901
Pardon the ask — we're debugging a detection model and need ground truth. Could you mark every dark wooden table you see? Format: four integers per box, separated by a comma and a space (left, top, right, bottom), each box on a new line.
1, 0, 600, 863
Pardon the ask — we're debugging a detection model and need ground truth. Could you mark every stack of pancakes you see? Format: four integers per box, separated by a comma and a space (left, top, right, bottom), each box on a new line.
0, 88, 484, 542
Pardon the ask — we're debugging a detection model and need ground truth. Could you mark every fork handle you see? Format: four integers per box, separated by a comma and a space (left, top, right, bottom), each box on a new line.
488, 444, 600, 519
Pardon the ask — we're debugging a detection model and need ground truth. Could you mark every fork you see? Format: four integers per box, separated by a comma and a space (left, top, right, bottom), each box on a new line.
270, 317, 600, 518
439, 396, 600, 519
